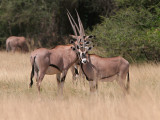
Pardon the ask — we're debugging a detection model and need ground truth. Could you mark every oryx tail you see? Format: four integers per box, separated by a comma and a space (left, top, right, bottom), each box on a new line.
29, 56, 36, 88
126, 71, 130, 92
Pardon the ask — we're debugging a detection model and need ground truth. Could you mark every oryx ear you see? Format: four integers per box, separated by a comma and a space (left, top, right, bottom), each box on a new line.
71, 46, 76, 51
70, 39, 74, 44
69, 35, 77, 39
88, 46, 93, 51
88, 35, 96, 39
84, 35, 95, 40
85, 41, 90, 45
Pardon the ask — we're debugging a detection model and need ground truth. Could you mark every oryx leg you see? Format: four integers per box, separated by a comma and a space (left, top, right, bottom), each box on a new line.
11, 46, 16, 53
71, 65, 79, 86
89, 80, 98, 94
35, 56, 49, 93
56, 70, 68, 95
117, 72, 129, 95
36, 71, 45, 93
79, 67, 86, 86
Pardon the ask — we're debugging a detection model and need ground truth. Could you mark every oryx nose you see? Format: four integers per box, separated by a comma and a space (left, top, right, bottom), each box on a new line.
83, 60, 87, 63
82, 58, 87, 64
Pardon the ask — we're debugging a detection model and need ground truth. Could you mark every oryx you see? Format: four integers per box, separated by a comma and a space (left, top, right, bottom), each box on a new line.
29, 10, 94, 95
68, 11, 130, 94
71, 43, 130, 94
6, 36, 29, 52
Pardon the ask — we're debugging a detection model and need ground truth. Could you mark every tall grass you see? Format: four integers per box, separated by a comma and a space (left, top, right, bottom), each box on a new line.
0, 52, 160, 120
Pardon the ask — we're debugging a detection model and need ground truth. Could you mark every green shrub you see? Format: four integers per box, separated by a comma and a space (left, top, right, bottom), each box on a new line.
88, 7, 160, 62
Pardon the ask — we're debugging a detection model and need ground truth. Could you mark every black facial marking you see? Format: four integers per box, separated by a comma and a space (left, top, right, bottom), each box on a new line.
101, 73, 118, 79
71, 46, 76, 51
82, 53, 85, 58
77, 45, 80, 49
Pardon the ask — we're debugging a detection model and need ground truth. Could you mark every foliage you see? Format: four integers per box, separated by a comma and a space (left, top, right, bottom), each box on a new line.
89, 0, 160, 62
0, 0, 60, 48
0, 0, 113, 49
0, 0, 159, 62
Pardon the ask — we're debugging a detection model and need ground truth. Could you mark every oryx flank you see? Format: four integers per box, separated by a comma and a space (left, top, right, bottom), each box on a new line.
29, 10, 94, 95
6, 36, 29, 52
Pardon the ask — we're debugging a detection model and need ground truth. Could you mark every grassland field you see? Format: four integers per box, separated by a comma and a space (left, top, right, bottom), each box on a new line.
0, 51, 160, 120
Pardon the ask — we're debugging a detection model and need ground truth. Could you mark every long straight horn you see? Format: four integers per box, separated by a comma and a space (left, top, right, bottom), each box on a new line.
67, 10, 80, 35
75, 10, 85, 37
75, 10, 86, 49
67, 13, 77, 36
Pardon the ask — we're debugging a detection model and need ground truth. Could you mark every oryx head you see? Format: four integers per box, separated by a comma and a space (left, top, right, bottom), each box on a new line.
67, 10, 94, 63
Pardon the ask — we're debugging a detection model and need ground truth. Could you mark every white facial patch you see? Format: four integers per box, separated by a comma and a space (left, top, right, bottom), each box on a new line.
82, 58, 87, 64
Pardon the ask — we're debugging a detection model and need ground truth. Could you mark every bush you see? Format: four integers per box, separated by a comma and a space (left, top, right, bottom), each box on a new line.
88, 6, 160, 62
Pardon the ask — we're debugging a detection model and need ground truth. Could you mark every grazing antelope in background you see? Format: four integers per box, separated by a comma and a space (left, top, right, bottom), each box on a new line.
29, 10, 94, 95
6, 36, 29, 52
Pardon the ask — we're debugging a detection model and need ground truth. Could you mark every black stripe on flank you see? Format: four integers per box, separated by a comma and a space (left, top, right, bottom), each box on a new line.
49, 64, 61, 72
101, 73, 117, 79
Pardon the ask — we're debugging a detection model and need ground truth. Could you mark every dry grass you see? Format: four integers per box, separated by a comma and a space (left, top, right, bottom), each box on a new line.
0, 51, 160, 120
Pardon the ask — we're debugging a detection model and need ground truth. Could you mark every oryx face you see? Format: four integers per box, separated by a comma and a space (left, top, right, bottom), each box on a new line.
71, 44, 92, 64
70, 35, 95, 46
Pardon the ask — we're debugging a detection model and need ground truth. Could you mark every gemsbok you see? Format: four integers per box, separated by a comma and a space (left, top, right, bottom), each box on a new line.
6, 36, 29, 52
29, 10, 94, 95
67, 11, 130, 94
71, 42, 130, 94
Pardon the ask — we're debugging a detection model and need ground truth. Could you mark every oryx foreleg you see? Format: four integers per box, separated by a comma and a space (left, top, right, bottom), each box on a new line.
11, 46, 16, 53
56, 70, 68, 95
117, 72, 129, 95
89, 80, 98, 94
71, 66, 78, 85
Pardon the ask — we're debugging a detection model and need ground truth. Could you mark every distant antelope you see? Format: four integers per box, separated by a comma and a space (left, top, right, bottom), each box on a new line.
6, 36, 29, 52
29, 10, 94, 95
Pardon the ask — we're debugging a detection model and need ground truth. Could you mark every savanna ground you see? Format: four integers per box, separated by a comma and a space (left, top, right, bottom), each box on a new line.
0, 51, 160, 120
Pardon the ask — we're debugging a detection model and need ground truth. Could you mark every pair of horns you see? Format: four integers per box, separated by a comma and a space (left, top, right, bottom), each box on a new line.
67, 9, 85, 42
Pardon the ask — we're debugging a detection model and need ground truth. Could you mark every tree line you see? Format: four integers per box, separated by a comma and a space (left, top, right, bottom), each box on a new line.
0, 0, 159, 62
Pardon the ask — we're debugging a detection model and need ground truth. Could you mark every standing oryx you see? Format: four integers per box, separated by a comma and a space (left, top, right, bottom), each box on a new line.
6, 36, 29, 52
29, 10, 94, 95
71, 42, 130, 94
67, 11, 130, 94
